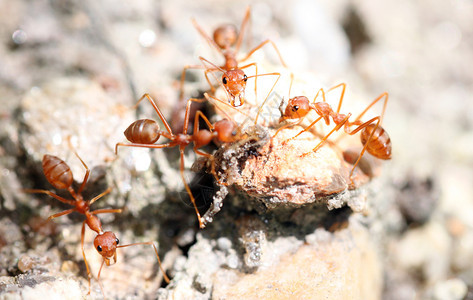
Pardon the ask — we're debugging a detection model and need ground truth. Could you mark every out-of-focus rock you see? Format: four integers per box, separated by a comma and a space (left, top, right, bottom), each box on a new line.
396, 173, 438, 226
430, 278, 468, 300
392, 222, 451, 284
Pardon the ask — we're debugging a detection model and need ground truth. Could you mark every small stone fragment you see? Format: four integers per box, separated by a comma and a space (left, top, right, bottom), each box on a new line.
236, 215, 267, 270
18, 254, 36, 273
60, 260, 79, 274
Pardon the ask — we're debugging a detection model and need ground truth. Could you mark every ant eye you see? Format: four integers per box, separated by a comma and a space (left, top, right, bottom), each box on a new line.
97, 245, 102, 252
292, 105, 299, 112
115, 238, 119, 245
222, 77, 228, 84
243, 75, 248, 82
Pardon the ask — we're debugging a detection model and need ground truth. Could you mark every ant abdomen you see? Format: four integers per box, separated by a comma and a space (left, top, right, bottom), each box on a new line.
213, 24, 238, 49
360, 124, 392, 160
42, 154, 73, 190
124, 119, 161, 144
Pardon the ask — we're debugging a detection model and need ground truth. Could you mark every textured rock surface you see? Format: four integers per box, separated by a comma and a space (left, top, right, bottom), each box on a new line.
213, 126, 371, 207
159, 214, 381, 300
211, 218, 381, 300
19, 78, 134, 177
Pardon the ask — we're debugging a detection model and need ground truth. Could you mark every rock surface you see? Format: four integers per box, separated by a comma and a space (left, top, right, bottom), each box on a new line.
213, 125, 371, 207
159, 214, 381, 300
212, 219, 381, 300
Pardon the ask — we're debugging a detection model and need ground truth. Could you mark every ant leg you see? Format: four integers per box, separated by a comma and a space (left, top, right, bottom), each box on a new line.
182, 98, 208, 135
312, 88, 328, 104
178, 148, 204, 228
191, 19, 223, 55
47, 208, 75, 220
194, 111, 214, 133
198, 56, 226, 93
203, 67, 222, 93
193, 111, 215, 147
117, 241, 170, 283
344, 117, 381, 181
23, 189, 76, 206
192, 111, 228, 185
81, 221, 93, 295
132, 94, 174, 136
96, 260, 106, 299
210, 157, 228, 186
301, 115, 351, 157
238, 62, 258, 106
282, 116, 323, 144
91, 208, 123, 215
235, 6, 251, 53
64, 136, 90, 195
239, 39, 288, 68
72, 152, 90, 195
353, 92, 389, 124
203, 93, 253, 121
199, 56, 225, 73
273, 72, 296, 134
193, 148, 228, 186
273, 118, 304, 138
179, 64, 206, 100
252, 72, 281, 125
287, 72, 294, 99
88, 187, 112, 206
327, 83, 347, 114
115, 142, 174, 154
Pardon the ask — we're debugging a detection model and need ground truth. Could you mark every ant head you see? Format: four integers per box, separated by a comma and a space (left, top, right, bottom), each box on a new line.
213, 24, 238, 49
42, 155, 73, 190
213, 119, 240, 143
222, 70, 248, 107
282, 96, 311, 120
124, 119, 161, 144
94, 231, 119, 266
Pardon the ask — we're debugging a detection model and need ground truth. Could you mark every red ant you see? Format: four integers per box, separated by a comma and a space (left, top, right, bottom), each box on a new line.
115, 94, 244, 228
277, 82, 392, 184
179, 6, 287, 108
24, 152, 170, 296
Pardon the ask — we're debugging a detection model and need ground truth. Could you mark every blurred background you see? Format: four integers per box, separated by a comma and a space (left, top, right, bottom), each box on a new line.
1, 0, 473, 299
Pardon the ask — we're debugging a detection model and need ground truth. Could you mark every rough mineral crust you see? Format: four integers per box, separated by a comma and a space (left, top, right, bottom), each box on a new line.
159, 215, 382, 300
19, 78, 135, 180
212, 125, 372, 210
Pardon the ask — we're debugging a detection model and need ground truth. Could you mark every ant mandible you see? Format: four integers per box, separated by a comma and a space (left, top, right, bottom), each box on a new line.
179, 6, 287, 107
24, 152, 170, 296
115, 94, 244, 228
277, 82, 392, 184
